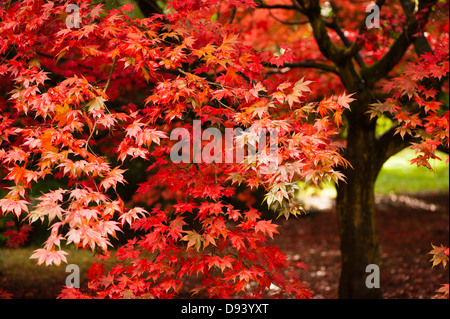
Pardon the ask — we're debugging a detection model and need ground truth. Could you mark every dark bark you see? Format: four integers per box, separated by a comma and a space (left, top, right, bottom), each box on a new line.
136, 0, 163, 17
335, 109, 383, 299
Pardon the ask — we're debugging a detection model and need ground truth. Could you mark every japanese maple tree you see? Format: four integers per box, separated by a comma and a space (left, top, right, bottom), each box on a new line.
0, 0, 448, 299
0, 0, 352, 298
231, 0, 448, 298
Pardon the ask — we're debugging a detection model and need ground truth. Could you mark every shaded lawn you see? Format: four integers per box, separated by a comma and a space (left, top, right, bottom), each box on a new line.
297, 149, 449, 200
0, 247, 97, 299
375, 149, 449, 194
275, 192, 449, 299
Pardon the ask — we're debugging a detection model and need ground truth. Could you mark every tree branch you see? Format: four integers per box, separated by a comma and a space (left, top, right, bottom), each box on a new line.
375, 126, 417, 168
255, 1, 304, 13
438, 144, 449, 155
296, 0, 347, 65
360, 0, 437, 87
135, 0, 163, 17
267, 9, 309, 25
262, 60, 339, 75
324, 18, 364, 67
103, 57, 116, 93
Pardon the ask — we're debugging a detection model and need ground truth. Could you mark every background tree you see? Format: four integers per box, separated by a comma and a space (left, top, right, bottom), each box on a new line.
226, 0, 448, 298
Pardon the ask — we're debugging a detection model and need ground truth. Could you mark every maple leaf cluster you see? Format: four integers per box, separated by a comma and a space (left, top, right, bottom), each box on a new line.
428, 244, 449, 299
0, 0, 351, 299
369, 38, 449, 169
1, 219, 32, 248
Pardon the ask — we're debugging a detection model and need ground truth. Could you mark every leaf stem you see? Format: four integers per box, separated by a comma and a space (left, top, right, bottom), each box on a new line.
103, 57, 117, 92
85, 119, 98, 150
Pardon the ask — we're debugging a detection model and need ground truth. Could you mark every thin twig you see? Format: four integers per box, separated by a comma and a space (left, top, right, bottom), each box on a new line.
103, 57, 117, 92
324, 18, 365, 67
268, 9, 309, 25
262, 60, 339, 75
215, 98, 236, 112
229, 6, 237, 24
84, 119, 98, 150
85, 57, 117, 151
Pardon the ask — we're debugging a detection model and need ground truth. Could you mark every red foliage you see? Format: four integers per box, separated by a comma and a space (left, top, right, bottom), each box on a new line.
0, 0, 351, 298
369, 41, 449, 168
3, 224, 32, 248
429, 244, 449, 299
0, 0, 448, 299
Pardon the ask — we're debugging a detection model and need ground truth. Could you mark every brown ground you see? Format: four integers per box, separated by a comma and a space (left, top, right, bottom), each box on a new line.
274, 193, 449, 299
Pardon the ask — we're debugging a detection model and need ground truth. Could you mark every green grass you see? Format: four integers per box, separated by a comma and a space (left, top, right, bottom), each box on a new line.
297, 148, 449, 198
375, 149, 449, 195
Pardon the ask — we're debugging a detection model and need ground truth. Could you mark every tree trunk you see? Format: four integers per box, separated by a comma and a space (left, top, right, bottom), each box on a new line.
336, 112, 383, 299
